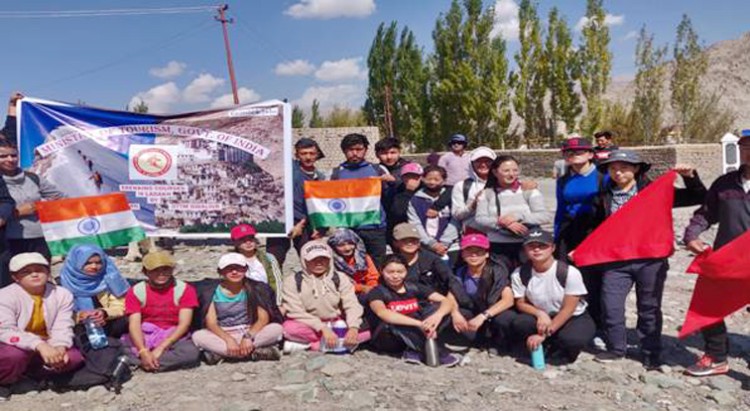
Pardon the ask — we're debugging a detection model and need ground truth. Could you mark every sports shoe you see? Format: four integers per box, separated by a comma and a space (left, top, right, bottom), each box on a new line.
684, 355, 729, 377
591, 336, 607, 351
251, 347, 282, 361
201, 350, 224, 366
642, 354, 662, 371
282, 341, 311, 355
439, 352, 461, 368
402, 350, 422, 365
594, 351, 625, 363
0, 386, 10, 402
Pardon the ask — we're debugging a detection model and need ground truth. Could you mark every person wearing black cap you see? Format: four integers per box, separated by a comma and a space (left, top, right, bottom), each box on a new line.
682, 129, 750, 377
438, 134, 471, 186
593, 150, 705, 369
511, 228, 595, 364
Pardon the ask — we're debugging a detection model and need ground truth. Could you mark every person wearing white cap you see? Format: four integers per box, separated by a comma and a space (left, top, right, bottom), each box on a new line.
0, 253, 83, 400
191, 253, 283, 364
280, 240, 370, 354
451, 146, 498, 232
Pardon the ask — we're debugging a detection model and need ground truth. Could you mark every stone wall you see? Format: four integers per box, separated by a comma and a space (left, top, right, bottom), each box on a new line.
293, 127, 380, 171
403, 144, 723, 182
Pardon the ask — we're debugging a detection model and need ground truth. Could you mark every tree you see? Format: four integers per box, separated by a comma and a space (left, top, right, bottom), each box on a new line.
292, 105, 305, 128
128, 99, 149, 113
364, 22, 427, 145
513, 0, 546, 145
544, 7, 581, 142
308, 99, 323, 128
631, 26, 668, 145
670, 14, 708, 141
576, 0, 612, 136
323, 106, 368, 127
430, 0, 512, 149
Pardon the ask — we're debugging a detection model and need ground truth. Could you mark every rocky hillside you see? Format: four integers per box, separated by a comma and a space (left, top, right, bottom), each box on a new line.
605, 31, 750, 130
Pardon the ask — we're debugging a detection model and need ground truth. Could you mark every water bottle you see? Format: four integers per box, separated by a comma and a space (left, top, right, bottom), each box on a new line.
320, 320, 348, 354
424, 337, 440, 367
530, 345, 546, 370
84, 317, 109, 350
109, 355, 131, 394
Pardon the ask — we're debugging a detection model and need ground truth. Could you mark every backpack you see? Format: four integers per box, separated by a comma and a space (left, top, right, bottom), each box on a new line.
132, 279, 187, 307
330, 163, 384, 180
519, 260, 569, 289
295, 270, 341, 293
462, 178, 475, 203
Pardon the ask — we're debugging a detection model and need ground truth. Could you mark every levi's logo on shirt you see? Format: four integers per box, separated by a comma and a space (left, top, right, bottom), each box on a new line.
387, 298, 420, 315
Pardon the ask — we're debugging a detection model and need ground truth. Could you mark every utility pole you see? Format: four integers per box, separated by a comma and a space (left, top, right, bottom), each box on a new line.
215, 4, 239, 105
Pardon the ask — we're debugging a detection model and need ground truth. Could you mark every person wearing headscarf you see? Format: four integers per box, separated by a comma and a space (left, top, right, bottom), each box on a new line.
327, 228, 379, 296
280, 240, 369, 353
60, 244, 131, 337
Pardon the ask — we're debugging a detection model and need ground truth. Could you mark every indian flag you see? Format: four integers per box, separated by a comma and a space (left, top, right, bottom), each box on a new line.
304, 178, 381, 229
36, 193, 146, 256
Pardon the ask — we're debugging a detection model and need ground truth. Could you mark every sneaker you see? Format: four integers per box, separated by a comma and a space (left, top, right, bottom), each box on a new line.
642, 354, 662, 371
251, 347, 281, 361
591, 336, 607, 351
439, 352, 461, 368
201, 350, 224, 366
594, 351, 625, 363
684, 355, 729, 377
402, 350, 422, 365
282, 341, 311, 355
0, 386, 10, 401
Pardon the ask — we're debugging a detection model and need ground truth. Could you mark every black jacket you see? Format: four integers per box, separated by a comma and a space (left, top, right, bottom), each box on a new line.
405, 249, 463, 300
452, 263, 510, 314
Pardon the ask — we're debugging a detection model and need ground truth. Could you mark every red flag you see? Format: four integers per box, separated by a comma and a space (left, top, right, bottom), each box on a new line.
570, 171, 678, 267
679, 231, 750, 337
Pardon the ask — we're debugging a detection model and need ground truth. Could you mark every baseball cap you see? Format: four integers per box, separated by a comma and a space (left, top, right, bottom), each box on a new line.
230, 224, 257, 241
469, 146, 497, 162
597, 149, 651, 173
460, 233, 490, 250
400, 162, 424, 177
392, 223, 420, 241
561, 137, 593, 152
522, 228, 554, 246
142, 251, 176, 270
9, 252, 49, 272
448, 134, 468, 145
217, 252, 249, 270
300, 240, 332, 262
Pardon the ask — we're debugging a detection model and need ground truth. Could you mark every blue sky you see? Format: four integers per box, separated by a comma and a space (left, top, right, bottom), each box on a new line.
1, 0, 748, 115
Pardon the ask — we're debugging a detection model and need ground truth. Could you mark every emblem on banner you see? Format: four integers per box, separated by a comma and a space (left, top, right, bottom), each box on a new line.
128, 144, 180, 181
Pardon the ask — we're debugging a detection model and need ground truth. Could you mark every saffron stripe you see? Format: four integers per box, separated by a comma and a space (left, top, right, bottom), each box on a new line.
37, 193, 132, 223
303, 179, 381, 199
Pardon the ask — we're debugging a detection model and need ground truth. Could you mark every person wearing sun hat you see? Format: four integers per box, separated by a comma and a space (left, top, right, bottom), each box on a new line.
451, 233, 517, 351
451, 146, 498, 232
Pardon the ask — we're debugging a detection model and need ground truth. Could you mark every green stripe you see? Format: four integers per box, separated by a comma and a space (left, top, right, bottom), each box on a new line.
308, 210, 380, 229
47, 227, 146, 256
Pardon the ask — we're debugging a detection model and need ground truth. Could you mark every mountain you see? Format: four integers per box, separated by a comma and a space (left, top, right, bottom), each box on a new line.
605, 31, 750, 130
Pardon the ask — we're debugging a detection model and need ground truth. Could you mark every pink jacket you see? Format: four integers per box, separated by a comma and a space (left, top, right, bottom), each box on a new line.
0, 283, 75, 351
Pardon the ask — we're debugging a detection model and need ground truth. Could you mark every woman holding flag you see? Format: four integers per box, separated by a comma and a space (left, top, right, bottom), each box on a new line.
586, 150, 705, 369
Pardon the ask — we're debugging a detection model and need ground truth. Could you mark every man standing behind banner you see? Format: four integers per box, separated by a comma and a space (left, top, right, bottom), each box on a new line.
0, 140, 63, 261
682, 129, 750, 377
330, 134, 390, 268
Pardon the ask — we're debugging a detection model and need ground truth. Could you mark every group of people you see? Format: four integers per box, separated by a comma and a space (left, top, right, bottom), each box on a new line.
0, 100, 748, 400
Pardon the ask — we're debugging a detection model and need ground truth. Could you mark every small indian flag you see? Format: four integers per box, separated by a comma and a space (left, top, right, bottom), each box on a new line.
36, 193, 146, 256
304, 178, 381, 229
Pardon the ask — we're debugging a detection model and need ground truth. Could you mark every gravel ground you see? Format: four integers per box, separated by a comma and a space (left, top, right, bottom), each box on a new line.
4, 180, 750, 411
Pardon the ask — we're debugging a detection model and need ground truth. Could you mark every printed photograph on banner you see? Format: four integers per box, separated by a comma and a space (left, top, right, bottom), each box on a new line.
18, 98, 292, 236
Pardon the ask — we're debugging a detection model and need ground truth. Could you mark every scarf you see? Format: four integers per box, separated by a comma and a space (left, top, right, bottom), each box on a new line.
327, 228, 368, 278
60, 244, 131, 312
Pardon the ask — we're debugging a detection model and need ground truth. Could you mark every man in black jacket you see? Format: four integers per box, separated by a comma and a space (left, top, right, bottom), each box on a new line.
682, 129, 750, 377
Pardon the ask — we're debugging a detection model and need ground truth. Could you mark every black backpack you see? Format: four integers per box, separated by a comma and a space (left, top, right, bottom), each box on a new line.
295, 270, 341, 293
519, 260, 569, 288
462, 178, 475, 203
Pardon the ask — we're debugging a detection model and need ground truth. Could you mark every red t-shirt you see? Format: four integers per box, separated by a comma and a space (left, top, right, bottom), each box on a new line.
124, 282, 199, 329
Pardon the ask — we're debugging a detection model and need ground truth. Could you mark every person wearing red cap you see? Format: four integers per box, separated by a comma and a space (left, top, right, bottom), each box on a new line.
451, 233, 516, 352
231, 224, 283, 303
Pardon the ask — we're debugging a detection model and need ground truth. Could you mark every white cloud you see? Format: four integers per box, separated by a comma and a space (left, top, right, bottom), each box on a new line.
284, 0, 375, 19
314, 57, 367, 82
623, 30, 638, 41
128, 82, 181, 114
491, 0, 519, 41
274, 59, 316, 76
149, 61, 187, 79
293, 84, 364, 112
210, 87, 262, 108
575, 13, 625, 31
182, 73, 225, 103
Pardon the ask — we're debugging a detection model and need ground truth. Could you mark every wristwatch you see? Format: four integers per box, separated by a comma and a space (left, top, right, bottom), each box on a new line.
481, 310, 492, 320
243, 331, 256, 341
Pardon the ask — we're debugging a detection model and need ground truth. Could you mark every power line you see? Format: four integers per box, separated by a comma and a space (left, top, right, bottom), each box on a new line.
0, 6, 216, 19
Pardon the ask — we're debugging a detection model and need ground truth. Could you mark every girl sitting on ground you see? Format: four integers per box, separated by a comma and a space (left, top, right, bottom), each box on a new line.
192, 253, 283, 363
328, 228, 380, 297
367, 254, 460, 367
